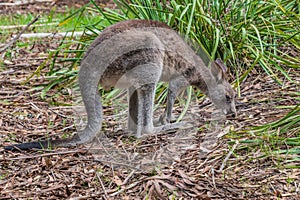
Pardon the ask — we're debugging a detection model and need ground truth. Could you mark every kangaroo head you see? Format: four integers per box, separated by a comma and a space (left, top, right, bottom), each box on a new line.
209, 58, 236, 116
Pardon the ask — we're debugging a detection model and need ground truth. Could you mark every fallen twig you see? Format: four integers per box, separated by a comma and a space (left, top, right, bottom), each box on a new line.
216, 140, 239, 173
96, 172, 109, 199
0, 23, 57, 30
0, 15, 40, 54
109, 180, 143, 197
0, 149, 86, 161
0, 0, 52, 6
11, 31, 95, 39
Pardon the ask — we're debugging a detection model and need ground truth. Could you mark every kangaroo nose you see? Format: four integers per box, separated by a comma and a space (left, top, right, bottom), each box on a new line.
231, 110, 237, 117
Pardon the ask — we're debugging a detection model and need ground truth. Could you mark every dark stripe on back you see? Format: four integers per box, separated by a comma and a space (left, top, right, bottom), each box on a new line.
83, 20, 171, 59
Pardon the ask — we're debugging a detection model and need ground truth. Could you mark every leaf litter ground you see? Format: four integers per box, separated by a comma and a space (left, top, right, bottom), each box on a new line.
0, 1, 299, 199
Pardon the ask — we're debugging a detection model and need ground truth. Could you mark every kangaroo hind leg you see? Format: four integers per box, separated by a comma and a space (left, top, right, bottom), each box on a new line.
128, 83, 156, 138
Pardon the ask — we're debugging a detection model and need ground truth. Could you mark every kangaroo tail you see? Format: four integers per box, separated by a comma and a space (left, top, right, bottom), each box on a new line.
3, 135, 81, 150
4, 140, 53, 150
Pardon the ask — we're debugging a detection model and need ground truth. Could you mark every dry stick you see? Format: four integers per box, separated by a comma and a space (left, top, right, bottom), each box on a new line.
96, 172, 109, 199
68, 192, 107, 200
1, 149, 86, 161
216, 140, 239, 173
121, 170, 136, 186
0, 0, 52, 6
0, 23, 57, 30
13, 31, 90, 39
93, 158, 141, 171
109, 180, 143, 197
0, 15, 40, 54
210, 141, 239, 189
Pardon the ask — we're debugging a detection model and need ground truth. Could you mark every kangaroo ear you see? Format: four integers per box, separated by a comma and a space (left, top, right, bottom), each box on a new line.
211, 58, 227, 83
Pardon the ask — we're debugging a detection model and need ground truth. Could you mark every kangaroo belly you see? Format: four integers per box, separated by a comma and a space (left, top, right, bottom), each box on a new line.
100, 48, 164, 89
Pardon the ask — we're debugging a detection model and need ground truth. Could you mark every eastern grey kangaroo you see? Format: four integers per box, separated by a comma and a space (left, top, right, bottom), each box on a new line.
4, 20, 236, 150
